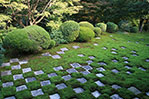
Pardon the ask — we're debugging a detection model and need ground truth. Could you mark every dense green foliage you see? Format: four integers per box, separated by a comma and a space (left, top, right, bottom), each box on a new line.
95, 23, 107, 32
0, 43, 5, 66
77, 27, 95, 42
130, 26, 139, 33
79, 21, 94, 30
118, 20, 132, 32
94, 27, 101, 36
60, 21, 80, 42
107, 22, 118, 33
49, 40, 56, 48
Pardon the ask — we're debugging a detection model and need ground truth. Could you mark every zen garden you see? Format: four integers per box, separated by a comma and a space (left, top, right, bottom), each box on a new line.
0, 0, 149, 99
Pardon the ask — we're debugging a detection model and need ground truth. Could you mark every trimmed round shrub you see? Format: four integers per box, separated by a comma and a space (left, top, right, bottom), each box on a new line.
95, 23, 107, 32
3, 25, 51, 53
94, 27, 101, 36
118, 20, 132, 32
49, 40, 56, 48
77, 27, 95, 42
60, 21, 80, 42
107, 22, 118, 33
130, 26, 139, 33
79, 21, 94, 30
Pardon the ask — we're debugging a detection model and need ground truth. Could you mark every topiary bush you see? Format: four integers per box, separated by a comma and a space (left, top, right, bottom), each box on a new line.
94, 27, 101, 37
77, 27, 95, 42
130, 26, 139, 33
107, 22, 118, 33
95, 23, 107, 32
60, 21, 80, 43
3, 25, 51, 53
49, 40, 56, 48
0, 43, 5, 66
79, 21, 94, 30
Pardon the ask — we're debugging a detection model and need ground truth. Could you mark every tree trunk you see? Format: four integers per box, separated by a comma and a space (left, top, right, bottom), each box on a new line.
139, 18, 144, 32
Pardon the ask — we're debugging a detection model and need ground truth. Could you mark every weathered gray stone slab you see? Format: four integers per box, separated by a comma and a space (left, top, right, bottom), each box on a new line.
96, 73, 104, 78
52, 55, 61, 59
82, 65, 93, 70
73, 46, 80, 49
111, 51, 117, 54
146, 92, 149, 96
10, 58, 19, 63
1, 70, 12, 76
110, 94, 123, 99
112, 59, 118, 63
121, 46, 126, 49
11, 65, 21, 70
53, 66, 63, 71
131, 51, 137, 53
102, 47, 107, 50
40, 80, 51, 86
31, 89, 44, 97
78, 54, 84, 57
132, 54, 138, 56
48, 73, 57, 78
13, 74, 24, 80
112, 85, 121, 90
56, 83, 67, 90
110, 35, 113, 37
2, 63, 10, 67
77, 78, 87, 84
128, 87, 141, 95
97, 67, 106, 72
95, 37, 101, 39
49, 93, 60, 99
73, 88, 84, 93
94, 43, 98, 46
66, 68, 78, 74
146, 59, 149, 62
111, 69, 119, 73
22, 68, 32, 73
92, 90, 101, 98
126, 71, 132, 75
25, 77, 36, 83
86, 60, 93, 64
42, 52, 51, 56
4, 96, 16, 99
70, 63, 81, 68
19, 60, 28, 65
112, 48, 117, 51
95, 81, 105, 87
16, 85, 27, 92
125, 66, 132, 69
2, 82, 14, 87
80, 71, 90, 75
138, 67, 146, 71
122, 57, 128, 60
98, 62, 107, 66
124, 61, 129, 64
56, 51, 65, 54
62, 75, 72, 81
60, 48, 68, 51
34, 70, 44, 75
88, 56, 95, 59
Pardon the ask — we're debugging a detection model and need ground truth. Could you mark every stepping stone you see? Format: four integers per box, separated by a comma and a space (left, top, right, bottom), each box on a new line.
53, 66, 63, 71
86, 60, 93, 65
11, 65, 21, 70
112, 85, 121, 90
16, 85, 27, 92
52, 55, 61, 59
95, 37, 101, 39
34, 70, 44, 75
70, 63, 82, 68
40, 80, 51, 86
62, 75, 72, 81
138, 67, 146, 71
132, 54, 138, 56
78, 54, 84, 57
97, 67, 106, 72
112, 39, 116, 41
111, 51, 117, 54
111, 69, 119, 73
56, 83, 67, 90
2, 82, 14, 87
92, 90, 101, 98
146, 59, 149, 62
131, 51, 137, 53
73, 88, 84, 94
31, 89, 44, 97
112, 48, 117, 51
136, 41, 139, 44
1, 63, 10, 67
121, 46, 126, 49
80, 71, 91, 75
66, 68, 78, 74
13, 74, 24, 80
102, 47, 107, 50
122, 57, 128, 60
126, 71, 132, 75
125, 66, 132, 69
1, 70, 12, 76
98, 62, 107, 66
73, 46, 80, 49
110, 94, 123, 99
19, 60, 28, 65
82, 65, 93, 70
146, 92, 149, 96
48, 73, 57, 78
49, 93, 60, 99
124, 61, 129, 64
22, 68, 32, 73
128, 87, 141, 95
94, 43, 98, 46
25, 77, 36, 83
95, 81, 105, 87
112, 59, 118, 63
96, 73, 104, 78
56, 51, 65, 54
4, 96, 16, 99
10, 58, 19, 63
60, 48, 68, 51
88, 56, 95, 59
77, 78, 87, 84
110, 35, 113, 37
42, 52, 51, 56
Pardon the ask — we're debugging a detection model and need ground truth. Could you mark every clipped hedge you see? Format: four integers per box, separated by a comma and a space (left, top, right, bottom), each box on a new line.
95, 23, 107, 32
94, 27, 101, 36
79, 21, 94, 30
60, 21, 80, 42
77, 27, 95, 42
107, 22, 118, 33
0, 43, 5, 66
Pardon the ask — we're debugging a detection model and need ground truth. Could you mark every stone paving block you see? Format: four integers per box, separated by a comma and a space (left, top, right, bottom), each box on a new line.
13, 74, 24, 80
146, 92, 149, 96
125, 66, 132, 69
95, 81, 105, 87
132, 54, 138, 56
60, 48, 68, 51
66, 68, 78, 74
121, 46, 126, 49
138, 67, 146, 71
80, 71, 91, 75
40, 80, 51, 86
73, 88, 84, 94
4, 96, 16, 99
10, 58, 19, 63
111, 51, 117, 54
126, 71, 132, 75
102, 47, 107, 50
1, 62, 10, 67
1, 70, 12, 76
94, 43, 98, 46
110, 94, 123, 99
73, 46, 80, 49
82, 65, 93, 70
86, 60, 93, 65
124, 61, 129, 64
78, 54, 84, 57
112, 59, 118, 63
11, 65, 21, 70
111, 48, 117, 51
53, 66, 63, 71
88, 56, 95, 59
2, 82, 14, 87
77, 78, 87, 84
31, 89, 44, 97
96, 67, 106, 72
92, 90, 101, 98
96, 73, 104, 78
49, 93, 60, 99
111, 69, 119, 73
52, 55, 61, 59
131, 50, 137, 53
56, 83, 67, 90
16, 85, 27, 92
146, 59, 149, 62
56, 51, 65, 54
98, 62, 107, 66
42, 52, 51, 56
70, 63, 82, 68
34, 70, 44, 75
112, 85, 121, 90
25, 77, 36, 83
122, 57, 129, 60
48, 73, 57, 78
62, 75, 72, 81
19, 60, 28, 65
128, 87, 141, 95
22, 68, 32, 73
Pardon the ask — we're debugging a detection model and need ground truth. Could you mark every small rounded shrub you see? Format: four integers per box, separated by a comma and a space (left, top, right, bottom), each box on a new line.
130, 26, 139, 33
79, 21, 94, 30
107, 22, 118, 33
60, 21, 80, 42
49, 40, 56, 48
118, 20, 132, 32
94, 27, 101, 36
77, 27, 95, 42
95, 23, 107, 32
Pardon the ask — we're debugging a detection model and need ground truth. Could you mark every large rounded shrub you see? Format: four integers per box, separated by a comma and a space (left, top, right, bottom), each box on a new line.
3, 25, 51, 53
95, 23, 107, 32
79, 21, 94, 30
60, 21, 80, 42
130, 26, 139, 33
107, 22, 118, 33
77, 27, 95, 42
118, 20, 132, 32
94, 27, 101, 36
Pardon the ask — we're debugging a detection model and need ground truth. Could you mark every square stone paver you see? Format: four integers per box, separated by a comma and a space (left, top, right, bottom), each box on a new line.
111, 69, 119, 73
16, 85, 27, 92
77, 78, 87, 84
146, 59, 149, 62
60, 48, 68, 51
112, 48, 117, 51
73, 88, 84, 94
124, 61, 129, 64
122, 57, 129, 60
126, 71, 132, 75
31, 89, 44, 97
70, 63, 81, 68
49, 93, 60, 99
34, 70, 44, 75
13, 74, 24, 80
110, 94, 123, 99
96, 73, 104, 78
56, 51, 65, 54
10, 58, 19, 63
25, 77, 36, 83
53, 66, 63, 71
66, 68, 78, 74
1, 70, 12, 76
4, 96, 16, 99
19, 60, 28, 65
146, 92, 149, 96
82, 65, 93, 70
95, 81, 105, 87
88, 56, 95, 59
132, 54, 138, 56
62, 75, 72, 81
111, 51, 117, 54
42, 52, 51, 56
95, 37, 101, 39
125, 66, 132, 69
102, 47, 107, 50
131, 50, 137, 53
40, 80, 51, 86
138, 67, 146, 71
94, 43, 98, 46
112, 85, 121, 90
86, 60, 93, 65
92, 90, 101, 98
48, 73, 57, 78
97, 67, 106, 72
2, 63, 10, 67
11, 65, 21, 70
78, 54, 84, 57
121, 46, 126, 49
52, 55, 61, 59
73, 46, 80, 49
112, 59, 118, 63
56, 83, 67, 90
128, 87, 141, 95
2, 82, 14, 87
22, 68, 32, 73
80, 71, 91, 75
98, 62, 107, 66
